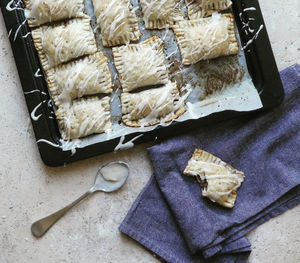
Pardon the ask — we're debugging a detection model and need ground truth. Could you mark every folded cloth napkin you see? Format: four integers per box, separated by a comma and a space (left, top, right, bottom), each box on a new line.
120, 64, 300, 263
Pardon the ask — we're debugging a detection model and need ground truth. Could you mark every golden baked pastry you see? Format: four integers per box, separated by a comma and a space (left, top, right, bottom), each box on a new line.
172, 14, 239, 65
121, 82, 186, 127
184, 149, 245, 208
112, 36, 169, 92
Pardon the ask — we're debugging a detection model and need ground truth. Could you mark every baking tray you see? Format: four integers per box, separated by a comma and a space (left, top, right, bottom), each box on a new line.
0, 0, 283, 166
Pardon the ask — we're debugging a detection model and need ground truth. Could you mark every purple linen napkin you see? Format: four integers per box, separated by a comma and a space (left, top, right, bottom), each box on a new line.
120, 64, 300, 263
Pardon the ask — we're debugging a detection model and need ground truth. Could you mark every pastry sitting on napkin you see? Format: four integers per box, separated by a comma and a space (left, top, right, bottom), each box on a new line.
120, 64, 300, 263
184, 149, 245, 209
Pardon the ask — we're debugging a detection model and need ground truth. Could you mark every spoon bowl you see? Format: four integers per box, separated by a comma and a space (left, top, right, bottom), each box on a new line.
93, 161, 130, 193
31, 161, 130, 238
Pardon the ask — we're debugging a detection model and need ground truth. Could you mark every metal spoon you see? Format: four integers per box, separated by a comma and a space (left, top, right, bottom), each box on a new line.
31, 161, 130, 238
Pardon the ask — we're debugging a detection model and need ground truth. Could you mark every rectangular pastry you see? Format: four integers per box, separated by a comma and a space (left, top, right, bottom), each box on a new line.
112, 36, 169, 92
184, 149, 245, 208
172, 13, 239, 65
185, 0, 232, 19
139, 0, 181, 29
121, 82, 186, 127
46, 52, 112, 107
24, 0, 86, 27
32, 18, 97, 70
56, 96, 112, 140
92, 0, 141, 47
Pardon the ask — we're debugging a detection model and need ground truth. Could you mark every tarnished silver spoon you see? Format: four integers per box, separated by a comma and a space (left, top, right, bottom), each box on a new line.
31, 161, 130, 238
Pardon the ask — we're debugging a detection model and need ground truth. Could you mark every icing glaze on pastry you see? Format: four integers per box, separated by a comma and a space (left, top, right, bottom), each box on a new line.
140, 0, 181, 29
46, 52, 112, 107
56, 96, 112, 140
184, 149, 244, 208
24, 0, 86, 27
112, 36, 168, 92
121, 81, 186, 127
32, 18, 97, 70
185, 0, 232, 19
172, 13, 239, 65
92, 0, 141, 47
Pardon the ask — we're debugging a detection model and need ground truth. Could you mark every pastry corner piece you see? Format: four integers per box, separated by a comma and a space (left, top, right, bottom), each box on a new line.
24, 0, 86, 27
56, 96, 112, 140
31, 18, 97, 70
184, 149, 244, 208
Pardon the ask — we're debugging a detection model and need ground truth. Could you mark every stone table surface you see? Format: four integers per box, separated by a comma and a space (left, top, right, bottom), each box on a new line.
0, 1, 299, 262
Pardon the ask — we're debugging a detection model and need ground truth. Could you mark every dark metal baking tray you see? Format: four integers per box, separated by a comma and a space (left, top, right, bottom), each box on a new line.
0, 0, 284, 166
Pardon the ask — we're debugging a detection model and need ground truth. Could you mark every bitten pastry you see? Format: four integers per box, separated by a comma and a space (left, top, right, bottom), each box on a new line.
139, 0, 181, 29
112, 36, 169, 92
92, 0, 141, 47
121, 82, 186, 127
24, 0, 86, 27
172, 13, 239, 65
46, 52, 112, 107
185, 0, 232, 19
32, 18, 97, 70
184, 149, 245, 208
56, 96, 112, 140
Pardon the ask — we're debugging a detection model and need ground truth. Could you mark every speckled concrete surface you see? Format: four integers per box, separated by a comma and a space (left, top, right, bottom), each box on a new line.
0, 1, 299, 262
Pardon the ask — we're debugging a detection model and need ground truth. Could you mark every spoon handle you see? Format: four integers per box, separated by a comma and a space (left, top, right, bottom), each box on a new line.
31, 189, 93, 238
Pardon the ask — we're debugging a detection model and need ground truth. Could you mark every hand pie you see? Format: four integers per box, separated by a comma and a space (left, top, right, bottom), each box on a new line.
24, 0, 86, 27
185, 0, 232, 19
92, 0, 141, 47
139, 0, 181, 29
172, 14, 239, 65
56, 96, 112, 140
46, 52, 113, 107
184, 149, 245, 208
112, 36, 169, 92
32, 18, 97, 70
121, 82, 186, 127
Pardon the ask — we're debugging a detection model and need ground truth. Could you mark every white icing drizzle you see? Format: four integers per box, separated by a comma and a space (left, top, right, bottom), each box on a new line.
114, 36, 168, 91
37, 139, 60, 148
140, 0, 176, 29
8, 29, 12, 38
93, 0, 140, 46
6, 0, 23, 11
30, 102, 43, 121
34, 18, 97, 69
50, 53, 112, 106
24, 89, 41, 95
122, 82, 185, 127
22, 32, 31, 38
185, 152, 244, 207
18, 0, 263, 157
47, 99, 53, 107
34, 68, 42, 77
238, 6, 264, 50
242, 25, 264, 50
25, 0, 84, 27
174, 13, 237, 64
114, 134, 143, 152
13, 20, 26, 41
243, 7, 256, 12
